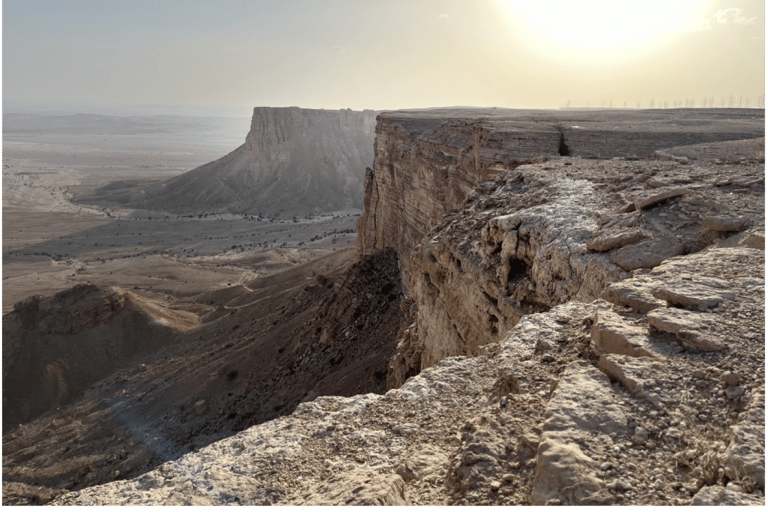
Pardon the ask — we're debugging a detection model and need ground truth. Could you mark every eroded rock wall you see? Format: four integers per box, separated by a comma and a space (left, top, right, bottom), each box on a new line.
354, 109, 764, 381
124, 107, 377, 217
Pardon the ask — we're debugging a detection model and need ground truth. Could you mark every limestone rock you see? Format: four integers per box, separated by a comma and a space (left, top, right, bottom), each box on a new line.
610, 238, 686, 271
702, 216, 747, 232
646, 308, 725, 351
724, 423, 765, 488
650, 277, 735, 309
532, 362, 623, 505
587, 229, 647, 252
597, 354, 666, 408
692, 485, 765, 506
632, 187, 693, 210
600, 279, 666, 313
591, 309, 659, 358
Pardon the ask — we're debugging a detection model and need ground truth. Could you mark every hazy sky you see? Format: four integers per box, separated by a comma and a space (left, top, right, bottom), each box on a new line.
3, 0, 765, 115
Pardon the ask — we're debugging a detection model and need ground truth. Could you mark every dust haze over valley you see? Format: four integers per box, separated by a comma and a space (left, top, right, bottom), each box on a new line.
3, 112, 364, 313
3, 0, 766, 507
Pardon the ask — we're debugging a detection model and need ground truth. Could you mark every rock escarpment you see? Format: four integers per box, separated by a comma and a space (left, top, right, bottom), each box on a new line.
38, 109, 766, 506
357, 108, 764, 275
122, 107, 377, 217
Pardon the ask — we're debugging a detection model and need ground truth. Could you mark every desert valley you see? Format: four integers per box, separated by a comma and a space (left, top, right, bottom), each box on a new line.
2, 106, 765, 506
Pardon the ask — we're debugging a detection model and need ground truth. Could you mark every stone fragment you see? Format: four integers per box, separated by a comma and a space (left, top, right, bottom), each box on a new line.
724, 423, 765, 489
646, 308, 725, 351
597, 354, 665, 408
601, 280, 666, 314
702, 216, 746, 232
195, 400, 208, 415
587, 229, 647, 252
725, 386, 745, 400
633, 187, 693, 210
610, 238, 685, 271
692, 485, 765, 506
591, 309, 659, 358
650, 278, 735, 309
720, 372, 740, 386
532, 363, 623, 505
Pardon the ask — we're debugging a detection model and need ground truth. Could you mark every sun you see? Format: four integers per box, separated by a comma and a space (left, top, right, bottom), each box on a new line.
498, 0, 709, 50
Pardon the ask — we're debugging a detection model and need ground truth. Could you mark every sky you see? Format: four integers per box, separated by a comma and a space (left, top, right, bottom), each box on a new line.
2, 0, 765, 116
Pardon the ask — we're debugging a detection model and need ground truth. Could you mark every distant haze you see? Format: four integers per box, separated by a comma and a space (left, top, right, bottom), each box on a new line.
3, 0, 765, 114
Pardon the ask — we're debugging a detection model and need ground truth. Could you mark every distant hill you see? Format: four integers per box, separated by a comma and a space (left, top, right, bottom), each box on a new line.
118, 107, 378, 218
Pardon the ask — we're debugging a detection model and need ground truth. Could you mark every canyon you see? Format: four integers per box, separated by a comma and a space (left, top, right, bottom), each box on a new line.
3, 108, 765, 506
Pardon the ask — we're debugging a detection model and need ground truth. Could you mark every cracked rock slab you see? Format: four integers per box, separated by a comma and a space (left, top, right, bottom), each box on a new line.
632, 187, 693, 210
591, 309, 660, 358
650, 277, 735, 309
610, 238, 686, 271
646, 308, 725, 351
601, 279, 666, 313
532, 362, 624, 505
702, 216, 747, 232
597, 354, 667, 409
724, 423, 765, 489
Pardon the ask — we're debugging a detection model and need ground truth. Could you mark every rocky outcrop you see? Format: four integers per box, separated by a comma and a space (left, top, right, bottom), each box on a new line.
15, 109, 766, 506
357, 108, 764, 272
116, 107, 377, 217
390, 136, 764, 378
51, 241, 765, 505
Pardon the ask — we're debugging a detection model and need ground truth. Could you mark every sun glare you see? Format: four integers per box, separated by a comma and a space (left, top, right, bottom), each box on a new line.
499, 0, 709, 50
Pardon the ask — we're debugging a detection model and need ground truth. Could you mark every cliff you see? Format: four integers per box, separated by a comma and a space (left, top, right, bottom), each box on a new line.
357, 108, 764, 273
122, 107, 377, 217
24, 109, 767, 506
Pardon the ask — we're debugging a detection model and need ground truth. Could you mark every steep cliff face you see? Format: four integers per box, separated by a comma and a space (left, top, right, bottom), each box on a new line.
357, 108, 764, 272
127, 107, 377, 217
354, 108, 764, 381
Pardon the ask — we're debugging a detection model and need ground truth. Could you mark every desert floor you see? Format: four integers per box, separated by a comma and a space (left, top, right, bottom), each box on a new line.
3, 114, 360, 312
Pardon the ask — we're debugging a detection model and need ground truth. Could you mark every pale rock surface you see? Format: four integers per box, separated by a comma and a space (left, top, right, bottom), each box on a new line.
692, 485, 765, 506
586, 228, 647, 251
591, 308, 661, 358
646, 308, 725, 351
610, 237, 686, 271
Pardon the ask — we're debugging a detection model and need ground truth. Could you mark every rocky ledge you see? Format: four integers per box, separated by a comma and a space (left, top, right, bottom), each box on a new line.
52, 243, 764, 505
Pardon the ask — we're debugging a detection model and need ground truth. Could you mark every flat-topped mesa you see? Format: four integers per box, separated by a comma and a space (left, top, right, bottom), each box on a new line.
356, 108, 765, 278
125, 107, 377, 218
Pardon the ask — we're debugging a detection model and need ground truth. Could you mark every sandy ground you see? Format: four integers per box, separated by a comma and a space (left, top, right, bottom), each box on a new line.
2, 114, 360, 313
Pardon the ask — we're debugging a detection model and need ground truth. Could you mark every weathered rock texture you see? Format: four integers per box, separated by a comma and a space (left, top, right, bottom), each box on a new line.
109, 107, 377, 217
357, 108, 764, 272
52, 241, 765, 506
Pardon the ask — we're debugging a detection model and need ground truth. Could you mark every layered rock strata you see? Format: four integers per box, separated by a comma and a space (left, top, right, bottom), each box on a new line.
357, 108, 764, 274
391, 137, 764, 378
116, 107, 377, 217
